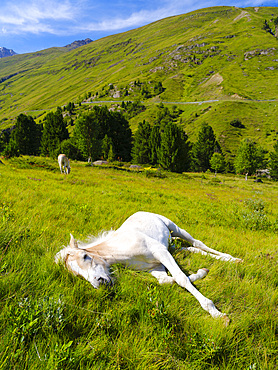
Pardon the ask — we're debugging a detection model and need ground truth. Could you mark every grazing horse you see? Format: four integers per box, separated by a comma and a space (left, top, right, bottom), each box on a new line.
58, 154, 71, 174
55, 212, 241, 323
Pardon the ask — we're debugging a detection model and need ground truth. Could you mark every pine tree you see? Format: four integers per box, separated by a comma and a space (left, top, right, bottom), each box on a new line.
8, 114, 42, 156
106, 110, 132, 161
192, 123, 220, 172
41, 109, 69, 157
158, 122, 191, 173
73, 110, 101, 161
132, 121, 152, 164
154, 103, 173, 128
74, 106, 132, 162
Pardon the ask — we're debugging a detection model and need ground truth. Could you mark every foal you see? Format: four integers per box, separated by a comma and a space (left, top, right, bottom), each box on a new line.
58, 154, 71, 174
56, 211, 242, 324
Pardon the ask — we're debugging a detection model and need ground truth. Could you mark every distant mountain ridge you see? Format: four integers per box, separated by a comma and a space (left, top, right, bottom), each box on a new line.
0, 39, 93, 58
0, 47, 17, 58
64, 38, 93, 50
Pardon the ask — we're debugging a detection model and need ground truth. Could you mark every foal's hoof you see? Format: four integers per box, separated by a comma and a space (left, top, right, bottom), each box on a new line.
198, 268, 209, 279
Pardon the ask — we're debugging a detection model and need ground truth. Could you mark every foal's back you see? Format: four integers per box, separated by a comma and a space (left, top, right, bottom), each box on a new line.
117, 212, 171, 246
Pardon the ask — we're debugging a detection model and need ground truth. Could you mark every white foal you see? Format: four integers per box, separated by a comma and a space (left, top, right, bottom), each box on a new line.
58, 154, 71, 174
55, 212, 242, 324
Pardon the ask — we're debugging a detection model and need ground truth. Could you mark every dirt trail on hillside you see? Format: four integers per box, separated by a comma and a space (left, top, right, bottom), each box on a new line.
203, 73, 223, 87
234, 10, 251, 22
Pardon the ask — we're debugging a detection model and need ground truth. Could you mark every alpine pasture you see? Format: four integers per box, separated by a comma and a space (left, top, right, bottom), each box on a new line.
0, 157, 277, 369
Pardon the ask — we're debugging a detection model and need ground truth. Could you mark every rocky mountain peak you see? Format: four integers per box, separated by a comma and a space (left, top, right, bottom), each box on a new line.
0, 47, 17, 58
64, 38, 93, 51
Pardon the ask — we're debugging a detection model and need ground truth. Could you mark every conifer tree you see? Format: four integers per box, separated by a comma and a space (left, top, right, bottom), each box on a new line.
41, 109, 69, 157
192, 123, 220, 172
158, 122, 191, 173
106, 110, 132, 161
132, 121, 152, 164
11, 114, 42, 155
73, 110, 101, 161
74, 106, 132, 162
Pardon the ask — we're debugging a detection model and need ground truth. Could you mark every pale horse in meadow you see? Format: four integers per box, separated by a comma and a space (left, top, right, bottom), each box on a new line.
55, 211, 242, 324
58, 154, 71, 174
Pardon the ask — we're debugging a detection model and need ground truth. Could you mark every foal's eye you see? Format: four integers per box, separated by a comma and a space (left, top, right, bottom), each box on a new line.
83, 254, 89, 261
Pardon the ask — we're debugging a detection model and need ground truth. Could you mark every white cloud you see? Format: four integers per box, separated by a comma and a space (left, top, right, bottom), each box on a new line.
0, 0, 78, 34
0, 0, 275, 38
77, 1, 191, 32
0, 0, 207, 36
84, 10, 166, 31
74, 0, 229, 33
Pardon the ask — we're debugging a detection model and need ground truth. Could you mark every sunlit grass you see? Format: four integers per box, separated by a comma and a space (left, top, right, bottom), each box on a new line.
0, 156, 277, 369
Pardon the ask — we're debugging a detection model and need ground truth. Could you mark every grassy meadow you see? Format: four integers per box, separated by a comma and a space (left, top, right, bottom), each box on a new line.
0, 157, 277, 369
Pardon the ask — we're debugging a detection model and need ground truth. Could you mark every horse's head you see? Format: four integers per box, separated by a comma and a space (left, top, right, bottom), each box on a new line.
55, 234, 112, 288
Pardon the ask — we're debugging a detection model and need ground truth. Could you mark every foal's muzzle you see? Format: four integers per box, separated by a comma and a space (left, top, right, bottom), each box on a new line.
98, 277, 113, 287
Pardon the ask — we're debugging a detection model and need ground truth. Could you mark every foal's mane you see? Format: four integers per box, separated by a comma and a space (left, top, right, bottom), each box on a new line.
77, 230, 115, 250
55, 230, 116, 264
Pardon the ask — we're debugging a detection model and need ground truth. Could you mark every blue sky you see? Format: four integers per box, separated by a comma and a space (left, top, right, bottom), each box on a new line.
0, 0, 277, 54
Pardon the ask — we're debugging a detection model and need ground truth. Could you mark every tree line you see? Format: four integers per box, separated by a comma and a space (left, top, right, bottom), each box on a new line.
0, 106, 132, 163
1, 103, 278, 179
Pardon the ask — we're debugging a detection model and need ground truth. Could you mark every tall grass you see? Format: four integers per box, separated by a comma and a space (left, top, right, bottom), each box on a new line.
0, 157, 277, 369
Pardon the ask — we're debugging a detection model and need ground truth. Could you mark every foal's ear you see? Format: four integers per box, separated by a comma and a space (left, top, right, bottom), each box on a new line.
70, 234, 79, 249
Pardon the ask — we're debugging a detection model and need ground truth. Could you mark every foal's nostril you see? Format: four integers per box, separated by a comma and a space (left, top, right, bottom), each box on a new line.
97, 277, 112, 286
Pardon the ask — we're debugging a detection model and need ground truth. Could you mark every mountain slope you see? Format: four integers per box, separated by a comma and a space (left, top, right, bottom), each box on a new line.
0, 6, 278, 155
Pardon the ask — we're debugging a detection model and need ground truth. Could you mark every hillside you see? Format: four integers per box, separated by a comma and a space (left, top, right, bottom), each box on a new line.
1, 6, 278, 156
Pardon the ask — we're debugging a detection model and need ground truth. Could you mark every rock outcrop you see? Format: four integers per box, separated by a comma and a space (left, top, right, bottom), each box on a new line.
0, 47, 17, 58
64, 38, 93, 50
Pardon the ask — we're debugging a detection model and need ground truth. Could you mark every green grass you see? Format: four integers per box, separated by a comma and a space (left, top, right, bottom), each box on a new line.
0, 156, 277, 369
1, 6, 278, 155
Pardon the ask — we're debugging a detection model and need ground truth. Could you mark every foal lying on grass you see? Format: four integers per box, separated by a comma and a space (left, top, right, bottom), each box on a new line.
56, 212, 242, 324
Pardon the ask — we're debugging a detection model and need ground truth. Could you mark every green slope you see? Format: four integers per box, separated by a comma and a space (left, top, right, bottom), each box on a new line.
1, 6, 278, 155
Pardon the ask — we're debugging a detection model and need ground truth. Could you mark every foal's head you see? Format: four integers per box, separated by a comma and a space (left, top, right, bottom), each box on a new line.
56, 234, 112, 288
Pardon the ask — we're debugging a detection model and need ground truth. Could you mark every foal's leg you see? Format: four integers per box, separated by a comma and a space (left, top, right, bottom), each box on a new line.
186, 246, 241, 262
150, 265, 209, 284
148, 240, 229, 322
158, 215, 241, 262
190, 240, 242, 262
150, 265, 175, 284
58, 161, 63, 173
